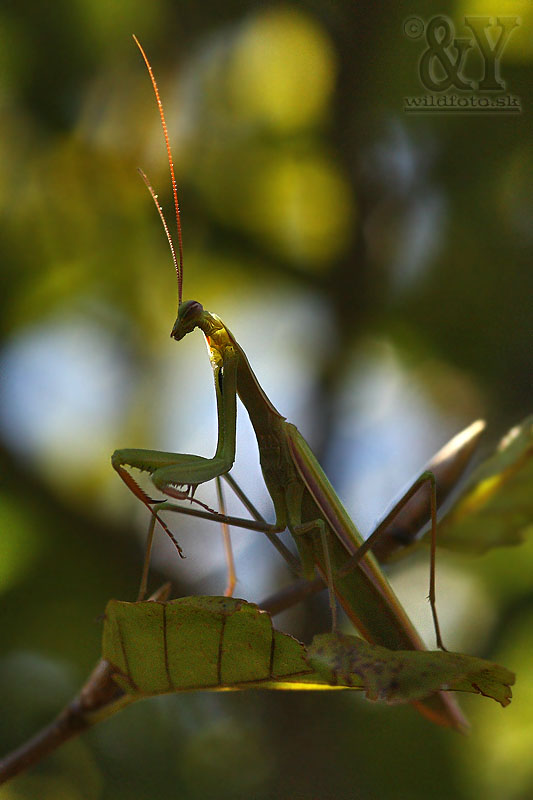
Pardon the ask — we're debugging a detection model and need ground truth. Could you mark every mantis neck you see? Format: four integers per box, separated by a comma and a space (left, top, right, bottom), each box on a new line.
200, 314, 286, 440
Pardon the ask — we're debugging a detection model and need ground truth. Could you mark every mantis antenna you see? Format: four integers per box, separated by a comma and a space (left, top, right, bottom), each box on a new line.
133, 34, 184, 304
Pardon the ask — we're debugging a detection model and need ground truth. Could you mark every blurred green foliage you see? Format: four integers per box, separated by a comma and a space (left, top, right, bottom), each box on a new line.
0, 1, 532, 798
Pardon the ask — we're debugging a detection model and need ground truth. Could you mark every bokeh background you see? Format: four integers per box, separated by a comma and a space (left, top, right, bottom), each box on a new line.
1, 2, 532, 798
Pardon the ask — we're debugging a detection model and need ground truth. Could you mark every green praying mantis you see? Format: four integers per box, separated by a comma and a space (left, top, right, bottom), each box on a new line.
112, 37, 485, 731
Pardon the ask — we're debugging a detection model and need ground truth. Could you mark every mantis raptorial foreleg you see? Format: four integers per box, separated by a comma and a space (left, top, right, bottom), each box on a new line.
112, 461, 185, 559
112, 346, 239, 555
134, 476, 290, 601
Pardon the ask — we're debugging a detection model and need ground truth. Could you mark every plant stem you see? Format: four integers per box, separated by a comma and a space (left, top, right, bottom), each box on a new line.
0, 660, 129, 785
0, 578, 326, 785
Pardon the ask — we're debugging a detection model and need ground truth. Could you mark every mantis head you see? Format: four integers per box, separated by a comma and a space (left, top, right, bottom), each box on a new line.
171, 301, 223, 341
171, 301, 205, 340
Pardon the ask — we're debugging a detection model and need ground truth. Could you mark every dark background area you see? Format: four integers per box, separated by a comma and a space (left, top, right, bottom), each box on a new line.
0, 2, 532, 798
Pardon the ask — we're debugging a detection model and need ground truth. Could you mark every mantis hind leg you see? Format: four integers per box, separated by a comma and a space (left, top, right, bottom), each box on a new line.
339, 471, 446, 650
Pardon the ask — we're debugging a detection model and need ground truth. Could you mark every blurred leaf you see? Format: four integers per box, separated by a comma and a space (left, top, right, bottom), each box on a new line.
372, 419, 486, 563
307, 633, 514, 706
102, 596, 514, 706
454, 1, 533, 62
228, 7, 337, 131
0, 494, 43, 594
436, 416, 533, 553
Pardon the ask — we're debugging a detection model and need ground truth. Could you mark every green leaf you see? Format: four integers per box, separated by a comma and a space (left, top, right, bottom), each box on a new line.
436, 416, 533, 553
102, 596, 319, 694
307, 633, 515, 706
102, 596, 514, 707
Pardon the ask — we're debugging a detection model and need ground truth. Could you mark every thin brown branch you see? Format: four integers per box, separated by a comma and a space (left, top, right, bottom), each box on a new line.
260, 576, 325, 615
0, 660, 128, 785
0, 578, 322, 785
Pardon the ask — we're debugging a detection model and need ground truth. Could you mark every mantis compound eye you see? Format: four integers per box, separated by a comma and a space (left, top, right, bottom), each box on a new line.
181, 301, 204, 319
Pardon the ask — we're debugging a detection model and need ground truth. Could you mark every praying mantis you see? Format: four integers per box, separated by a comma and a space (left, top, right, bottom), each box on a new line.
112, 37, 483, 731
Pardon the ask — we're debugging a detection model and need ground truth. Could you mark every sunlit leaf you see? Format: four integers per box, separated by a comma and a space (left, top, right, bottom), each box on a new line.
307, 633, 515, 706
436, 416, 533, 553
102, 597, 514, 706
102, 596, 318, 694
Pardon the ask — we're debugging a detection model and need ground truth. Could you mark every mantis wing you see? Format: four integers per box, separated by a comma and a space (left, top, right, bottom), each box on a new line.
285, 423, 469, 731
